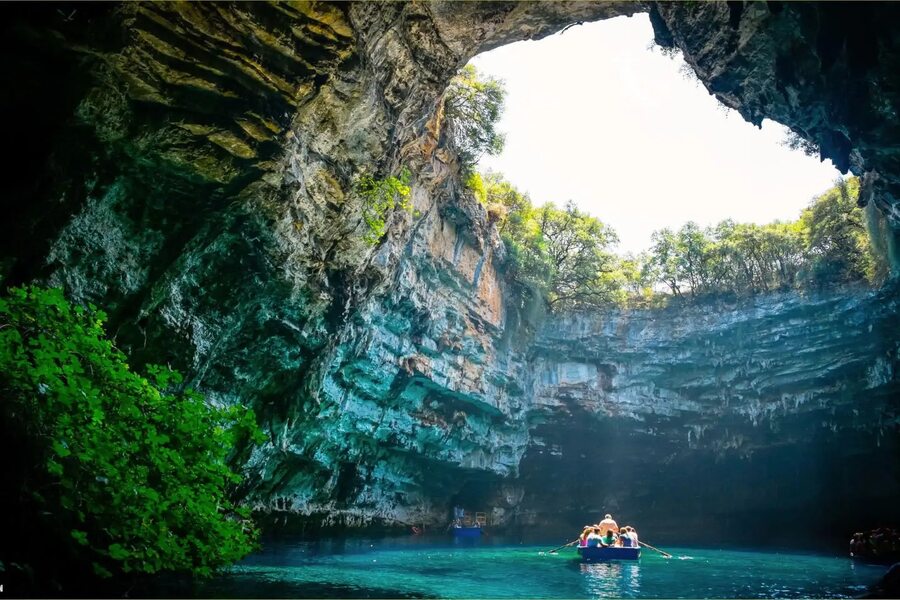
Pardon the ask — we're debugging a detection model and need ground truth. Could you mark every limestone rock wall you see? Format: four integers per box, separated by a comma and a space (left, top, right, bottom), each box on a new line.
1, 2, 899, 538
518, 287, 900, 543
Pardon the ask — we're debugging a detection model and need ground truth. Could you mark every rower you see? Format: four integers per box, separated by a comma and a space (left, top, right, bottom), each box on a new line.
597, 513, 619, 536
627, 525, 639, 546
578, 526, 592, 547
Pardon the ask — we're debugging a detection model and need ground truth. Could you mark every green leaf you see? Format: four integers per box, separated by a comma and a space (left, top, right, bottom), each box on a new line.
71, 530, 89, 546
51, 440, 72, 458
92, 562, 113, 578
108, 544, 129, 561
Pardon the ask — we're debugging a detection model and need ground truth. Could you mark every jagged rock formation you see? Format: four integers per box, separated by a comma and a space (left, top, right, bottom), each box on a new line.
1, 2, 899, 540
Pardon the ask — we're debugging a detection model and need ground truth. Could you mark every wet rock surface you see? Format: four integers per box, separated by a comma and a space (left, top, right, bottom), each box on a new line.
0, 2, 899, 540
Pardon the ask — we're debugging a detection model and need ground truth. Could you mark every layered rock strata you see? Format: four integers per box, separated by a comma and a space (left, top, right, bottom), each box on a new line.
518, 287, 900, 543
0, 2, 899, 539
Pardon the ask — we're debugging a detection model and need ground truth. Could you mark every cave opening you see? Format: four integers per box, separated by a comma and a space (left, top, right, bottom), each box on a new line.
469, 14, 843, 255
2, 3, 900, 596
435, 11, 900, 550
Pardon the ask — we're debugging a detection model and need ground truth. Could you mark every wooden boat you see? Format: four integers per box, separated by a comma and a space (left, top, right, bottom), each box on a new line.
577, 545, 641, 561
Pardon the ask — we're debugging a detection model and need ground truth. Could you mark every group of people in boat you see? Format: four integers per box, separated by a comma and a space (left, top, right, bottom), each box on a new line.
850, 527, 900, 560
578, 514, 640, 548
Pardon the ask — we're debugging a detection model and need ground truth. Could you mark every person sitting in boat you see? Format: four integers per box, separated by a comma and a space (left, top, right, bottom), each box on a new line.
618, 526, 634, 547
597, 514, 619, 536
628, 526, 639, 546
599, 529, 618, 547
586, 527, 604, 548
578, 526, 593, 547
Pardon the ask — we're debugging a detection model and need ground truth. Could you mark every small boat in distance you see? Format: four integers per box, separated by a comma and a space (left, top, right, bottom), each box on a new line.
449, 507, 487, 538
451, 525, 483, 538
578, 545, 640, 561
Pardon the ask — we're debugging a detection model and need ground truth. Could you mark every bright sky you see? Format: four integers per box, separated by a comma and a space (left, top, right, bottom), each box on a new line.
470, 14, 842, 255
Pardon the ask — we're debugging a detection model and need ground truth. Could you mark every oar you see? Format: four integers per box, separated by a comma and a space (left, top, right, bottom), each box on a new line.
638, 540, 672, 558
542, 538, 580, 555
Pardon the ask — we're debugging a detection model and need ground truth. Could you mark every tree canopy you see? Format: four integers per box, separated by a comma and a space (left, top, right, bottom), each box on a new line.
480, 173, 890, 312
644, 177, 888, 298
482, 173, 623, 310
442, 65, 506, 171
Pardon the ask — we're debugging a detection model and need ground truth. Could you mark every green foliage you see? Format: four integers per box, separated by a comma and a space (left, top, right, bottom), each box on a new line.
482, 172, 887, 311
443, 65, 506, 171
615, 252, 663, 308
466, 171, 487, 205
648, 219, 807, 297
781, 129, 820, 158
355, 167, 412, 245
0, 286, 264, 580
483, 171, 532, 235
534, 202, 621, 309
644, 177, 886, 299
482, 173, 620, 311
800, 177, 872, 284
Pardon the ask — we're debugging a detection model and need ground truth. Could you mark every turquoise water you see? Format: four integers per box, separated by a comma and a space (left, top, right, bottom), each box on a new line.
191, 537, 886, 598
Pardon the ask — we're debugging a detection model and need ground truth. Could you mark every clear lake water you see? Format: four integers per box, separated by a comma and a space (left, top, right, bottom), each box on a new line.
178, 535, 888, 598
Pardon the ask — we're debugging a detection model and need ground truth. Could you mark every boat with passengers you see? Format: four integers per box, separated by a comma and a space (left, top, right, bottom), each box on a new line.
575, 515, 641, 561
449, 506, 488, 538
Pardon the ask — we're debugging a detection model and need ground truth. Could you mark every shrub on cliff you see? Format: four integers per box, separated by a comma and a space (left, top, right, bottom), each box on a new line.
355, 167, 412, 245
443, 64, 506, 171
0, 286, 264, 589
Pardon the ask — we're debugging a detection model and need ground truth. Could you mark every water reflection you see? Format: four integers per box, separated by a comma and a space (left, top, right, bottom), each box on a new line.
580, 561, 641, 598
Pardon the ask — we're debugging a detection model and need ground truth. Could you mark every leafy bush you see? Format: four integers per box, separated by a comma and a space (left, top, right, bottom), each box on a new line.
0, 286, 264, 584
800, 177, 872, 284
355, 168, 412, 245
443, 65, 506, 171
466, 171, 487, 205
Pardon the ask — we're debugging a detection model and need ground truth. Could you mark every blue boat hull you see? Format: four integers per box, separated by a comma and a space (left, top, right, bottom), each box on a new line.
578, 546, 641, 561
452, 527, 483, 538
